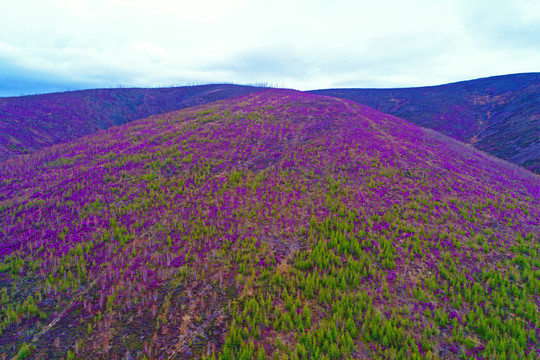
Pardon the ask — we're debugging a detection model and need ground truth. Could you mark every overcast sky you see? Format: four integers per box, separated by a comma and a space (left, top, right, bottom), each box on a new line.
1, 0, 539, 96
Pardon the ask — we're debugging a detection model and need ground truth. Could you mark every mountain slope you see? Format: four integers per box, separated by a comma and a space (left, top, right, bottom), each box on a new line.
0, 84, 265, 162
0, 90, 539, 360
310, 73, 540, 173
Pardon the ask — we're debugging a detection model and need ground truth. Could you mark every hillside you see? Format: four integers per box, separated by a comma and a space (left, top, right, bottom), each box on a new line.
310, 73, 540, 174
0, 84, 264, 162
0, 90, 539, 360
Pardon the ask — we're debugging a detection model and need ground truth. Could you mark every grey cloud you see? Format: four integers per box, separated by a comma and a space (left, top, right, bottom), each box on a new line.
0, 49, 147, 97
0, 58, 93, 97
462, 0, 540, 50
201, 37, 446, 88
306, 34, 453, 88
203, 48, 314, 79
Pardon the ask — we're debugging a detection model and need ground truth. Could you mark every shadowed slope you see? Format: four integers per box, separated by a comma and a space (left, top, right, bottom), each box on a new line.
310, 73, 540, 173
0, 84, 265, 162
0, 90, 538, 360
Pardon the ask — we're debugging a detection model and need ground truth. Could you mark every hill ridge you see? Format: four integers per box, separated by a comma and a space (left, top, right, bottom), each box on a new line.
0, 84, 266, 162
309, 73, 540, 173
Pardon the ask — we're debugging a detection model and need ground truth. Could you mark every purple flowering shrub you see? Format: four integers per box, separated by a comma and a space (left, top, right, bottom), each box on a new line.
0, 89, 538, 359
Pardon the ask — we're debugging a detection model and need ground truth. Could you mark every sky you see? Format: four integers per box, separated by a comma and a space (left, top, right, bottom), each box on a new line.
1, 0, 539, 97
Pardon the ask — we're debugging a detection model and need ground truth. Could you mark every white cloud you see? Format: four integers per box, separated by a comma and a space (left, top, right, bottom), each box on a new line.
0, 0, 539, 95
